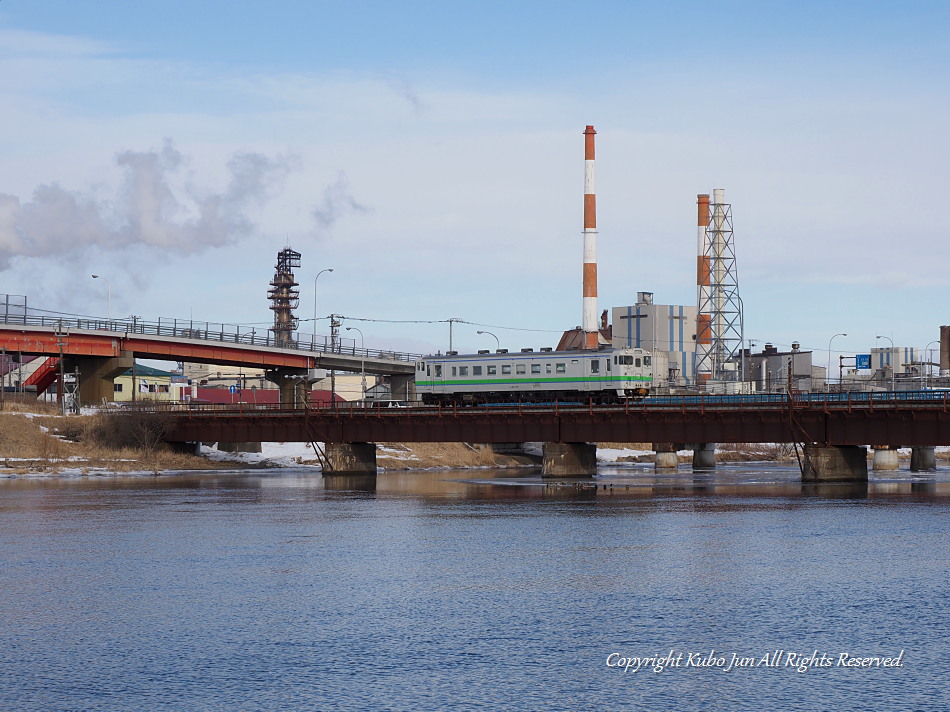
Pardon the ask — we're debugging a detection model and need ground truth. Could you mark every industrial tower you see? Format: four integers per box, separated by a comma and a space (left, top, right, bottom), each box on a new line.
268, 247, 301, 347
695, 189, 743, 384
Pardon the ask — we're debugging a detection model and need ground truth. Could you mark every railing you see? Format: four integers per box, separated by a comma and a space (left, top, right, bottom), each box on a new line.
0, 312, 423, 363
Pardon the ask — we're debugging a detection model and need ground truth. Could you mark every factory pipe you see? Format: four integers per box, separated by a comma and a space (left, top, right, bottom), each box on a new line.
583, 125, 599, 349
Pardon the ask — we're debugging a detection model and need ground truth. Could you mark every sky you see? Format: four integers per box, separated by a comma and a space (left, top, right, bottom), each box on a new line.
1, 0, 948, 362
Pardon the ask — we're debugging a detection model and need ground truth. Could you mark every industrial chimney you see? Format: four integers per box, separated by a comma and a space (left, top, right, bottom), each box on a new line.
582, 125, 599, 349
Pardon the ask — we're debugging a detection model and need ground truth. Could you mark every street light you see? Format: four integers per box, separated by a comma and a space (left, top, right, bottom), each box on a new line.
476, 330, 500, 350
876, 335, 895, 391
313, 268, 333, 348
91, 274, 111, 323
926, 340, 940, 387
827, 333, 847, 390
346, 326, 367, 401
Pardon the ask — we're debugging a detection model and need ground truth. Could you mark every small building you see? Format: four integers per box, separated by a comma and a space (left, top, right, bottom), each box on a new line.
112, 364, 192, 402
743, 343, 815, 393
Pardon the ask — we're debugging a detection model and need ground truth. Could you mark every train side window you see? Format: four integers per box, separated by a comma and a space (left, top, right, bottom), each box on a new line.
531, 364, 541, 374
516, 364, 526, 375
459, 366, 468, 376
451, 367, 457, 377
487, 365, 497, 375
546, 364, 552, 374
556, 363, 566, 373
434, 365, 442, 377
473, 366, 482, 375
502, 365, 511, 375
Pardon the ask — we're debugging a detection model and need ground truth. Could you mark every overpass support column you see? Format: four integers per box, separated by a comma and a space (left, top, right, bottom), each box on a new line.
68, 351, 135, 405
542, 442, 596, 477
802, 445, 868, 482
326, 442, 377, 474
692, 443, 716, 470
910, 446, 936, 472
653, 443, 679, 470
265, 368, 308, 407
872, 446, 900, 471
389, 374, 414, 402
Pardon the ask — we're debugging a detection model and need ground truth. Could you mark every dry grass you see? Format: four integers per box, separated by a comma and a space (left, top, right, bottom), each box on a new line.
0, 411, 218, 474
376, 442, 537, 470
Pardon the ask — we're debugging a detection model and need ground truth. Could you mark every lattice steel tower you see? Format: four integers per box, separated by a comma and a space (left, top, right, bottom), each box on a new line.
268, 248, 301, 347
695, 188, 743, 384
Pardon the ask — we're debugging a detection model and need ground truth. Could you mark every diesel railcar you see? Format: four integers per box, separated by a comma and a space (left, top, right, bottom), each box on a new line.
414, 347, 653, 405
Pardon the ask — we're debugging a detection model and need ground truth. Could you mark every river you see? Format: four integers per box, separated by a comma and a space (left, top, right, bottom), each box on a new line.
1, 463, 947, 711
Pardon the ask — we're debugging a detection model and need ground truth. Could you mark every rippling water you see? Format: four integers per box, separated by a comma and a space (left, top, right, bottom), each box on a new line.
1, 463, 948, 711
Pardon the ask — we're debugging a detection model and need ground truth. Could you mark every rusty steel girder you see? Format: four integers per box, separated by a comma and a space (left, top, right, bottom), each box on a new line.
162, 404, 950, 447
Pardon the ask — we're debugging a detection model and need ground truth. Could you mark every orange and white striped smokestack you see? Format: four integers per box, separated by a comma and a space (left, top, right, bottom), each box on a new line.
696, 193, 712, 382
582, 125, 598, 349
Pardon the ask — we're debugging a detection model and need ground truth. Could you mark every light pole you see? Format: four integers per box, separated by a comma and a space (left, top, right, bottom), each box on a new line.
876, 335, 895, 391
91, 274, 111, 323
827, 333, 847, 390
313, 268, 333, 348
926, 340, 939, 387
346, 326, 367, 401
447, 317, 462, 353
476, 330, 500, 350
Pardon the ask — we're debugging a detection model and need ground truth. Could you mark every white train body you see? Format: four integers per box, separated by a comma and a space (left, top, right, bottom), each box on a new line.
414, 347, 653, 404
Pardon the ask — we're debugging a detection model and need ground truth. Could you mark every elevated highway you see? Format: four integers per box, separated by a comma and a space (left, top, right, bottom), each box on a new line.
0, 315, 418, 403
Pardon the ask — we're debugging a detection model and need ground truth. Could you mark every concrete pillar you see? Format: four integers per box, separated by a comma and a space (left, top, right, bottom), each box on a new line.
265, 367, 308, 407
692, 443, 716, 470
872, 446, 900, 471
67, 352, 135, 404
216, 441, 263, 454
802, 444, 868, 482
326, 442, 377, 474
542, 442, 596, 477
653, 442, 679, 470
389, 373, 414, 402
910, 446, 936, 472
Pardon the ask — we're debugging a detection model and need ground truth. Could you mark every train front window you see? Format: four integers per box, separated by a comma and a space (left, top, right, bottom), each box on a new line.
644, 356, 651, 366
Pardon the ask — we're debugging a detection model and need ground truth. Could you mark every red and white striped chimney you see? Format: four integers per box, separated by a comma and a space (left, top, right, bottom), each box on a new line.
695, 193, 712, 382
582, 125, 599, 349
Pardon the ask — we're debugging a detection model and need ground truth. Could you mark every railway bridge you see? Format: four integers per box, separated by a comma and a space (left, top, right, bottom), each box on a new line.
157, 392, 950, 481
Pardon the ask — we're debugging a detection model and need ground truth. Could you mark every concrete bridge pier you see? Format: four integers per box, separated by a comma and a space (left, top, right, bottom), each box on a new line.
66, 351, 135, 404
326, 442, 378, 474
910, 446, 937, 472
653, 443, 679, 470
692, 443, 716, 470
542, 442, 596, 477
265, 367, 310, 407
802, 444, 868, 482
872, 446, 900, 471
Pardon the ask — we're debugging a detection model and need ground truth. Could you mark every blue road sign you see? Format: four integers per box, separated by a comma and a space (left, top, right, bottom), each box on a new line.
856, 354, 871, 370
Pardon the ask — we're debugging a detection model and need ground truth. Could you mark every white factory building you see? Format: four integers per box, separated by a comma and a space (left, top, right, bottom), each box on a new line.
612, 292, 697, 388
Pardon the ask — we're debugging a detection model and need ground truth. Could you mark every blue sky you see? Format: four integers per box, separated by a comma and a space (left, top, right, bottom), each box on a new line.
1, 1, 948, 361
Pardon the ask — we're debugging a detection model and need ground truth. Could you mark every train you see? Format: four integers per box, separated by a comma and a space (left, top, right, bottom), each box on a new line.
413, 347, 654, 405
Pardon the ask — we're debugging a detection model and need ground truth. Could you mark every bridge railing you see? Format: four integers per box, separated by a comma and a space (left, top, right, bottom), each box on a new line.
0, 312, 422, 363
